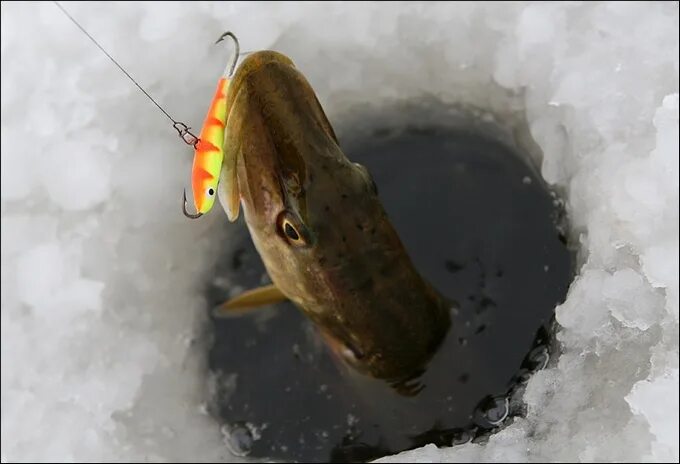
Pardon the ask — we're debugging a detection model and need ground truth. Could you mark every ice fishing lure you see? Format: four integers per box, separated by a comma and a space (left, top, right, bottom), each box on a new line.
182, 32, 240, 219
54, 1, 240, 220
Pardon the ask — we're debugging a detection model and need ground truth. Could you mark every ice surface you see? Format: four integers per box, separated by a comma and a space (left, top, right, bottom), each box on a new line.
1, 1, 678, 463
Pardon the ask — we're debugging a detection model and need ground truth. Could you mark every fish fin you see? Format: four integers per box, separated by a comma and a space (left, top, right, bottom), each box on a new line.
214, 284, 288, 317
217, 89, 244, 222
217, 157, 239, 222
218, 124, 240, 222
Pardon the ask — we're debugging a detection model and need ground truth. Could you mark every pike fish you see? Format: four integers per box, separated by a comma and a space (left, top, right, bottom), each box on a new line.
217, 51, 452, 389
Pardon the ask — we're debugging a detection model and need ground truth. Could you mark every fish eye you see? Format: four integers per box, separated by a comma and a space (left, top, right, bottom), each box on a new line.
205, 187, 215, 197
276, 211, 309, 247
283, 221, 300, 241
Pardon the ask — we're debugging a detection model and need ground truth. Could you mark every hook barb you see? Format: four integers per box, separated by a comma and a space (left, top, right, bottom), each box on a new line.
182, 189, 203, 219
215, 31, 240, 77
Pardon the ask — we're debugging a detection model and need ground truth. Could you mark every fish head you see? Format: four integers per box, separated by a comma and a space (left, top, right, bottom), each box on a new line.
218, 50, 381, 309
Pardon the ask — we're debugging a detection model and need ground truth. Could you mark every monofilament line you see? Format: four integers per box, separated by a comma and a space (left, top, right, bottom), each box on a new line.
53, 1, 180, 127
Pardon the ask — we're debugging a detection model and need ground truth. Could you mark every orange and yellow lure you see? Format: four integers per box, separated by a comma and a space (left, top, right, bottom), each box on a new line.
55, 3, 239, 220
183, 32, 239, 219
189, 76, 229, 216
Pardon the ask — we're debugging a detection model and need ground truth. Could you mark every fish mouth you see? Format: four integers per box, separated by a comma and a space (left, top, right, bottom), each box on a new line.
219, 49, 340, 224
226, 51, 296, 111
217, 50, 298, 222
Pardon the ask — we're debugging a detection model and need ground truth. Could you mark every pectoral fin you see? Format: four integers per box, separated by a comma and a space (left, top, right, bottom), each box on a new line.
217, 87, 245, 223
214, 284, 288, 317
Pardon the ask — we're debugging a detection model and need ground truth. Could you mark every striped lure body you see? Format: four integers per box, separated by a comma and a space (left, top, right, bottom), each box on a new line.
191, 76, 229, 215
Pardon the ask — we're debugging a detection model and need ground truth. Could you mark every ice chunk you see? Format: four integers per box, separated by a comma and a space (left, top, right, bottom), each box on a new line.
0, 131, 37, 201
40, 134, 113, 212
626, 369, 680, 462
603, 269, 664, 331
16, 243, 74, 309
556, 270, 610, 339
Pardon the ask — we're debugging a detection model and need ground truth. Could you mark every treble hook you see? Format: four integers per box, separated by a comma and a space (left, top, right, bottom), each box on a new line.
215, 31, 240, 77
182, 189, 203, 219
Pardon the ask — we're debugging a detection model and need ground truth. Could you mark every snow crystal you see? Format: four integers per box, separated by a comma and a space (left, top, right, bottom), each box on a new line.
1, 1, 677, 463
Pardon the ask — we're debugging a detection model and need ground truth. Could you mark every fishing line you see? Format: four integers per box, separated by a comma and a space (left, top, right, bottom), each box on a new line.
53, 1, 200, 146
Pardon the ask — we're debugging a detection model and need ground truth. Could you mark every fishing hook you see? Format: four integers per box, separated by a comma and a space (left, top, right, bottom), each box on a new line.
181, 31, 239, 220
215, 31, 240, 77
182, 189, 203, 219
171, 33, 241, 147
174, 32, 240, 146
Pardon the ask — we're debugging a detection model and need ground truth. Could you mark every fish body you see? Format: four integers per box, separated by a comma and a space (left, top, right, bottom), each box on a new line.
218, 51, 452, 385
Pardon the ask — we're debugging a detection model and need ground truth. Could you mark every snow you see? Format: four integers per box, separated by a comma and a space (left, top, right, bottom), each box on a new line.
1, 1, 678, 463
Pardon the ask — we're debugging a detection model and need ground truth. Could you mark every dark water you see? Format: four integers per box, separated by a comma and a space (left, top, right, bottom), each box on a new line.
204, 126, 574, 463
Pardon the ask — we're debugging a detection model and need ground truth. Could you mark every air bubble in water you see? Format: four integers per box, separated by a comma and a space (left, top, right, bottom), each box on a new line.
473, 395, 509, 428
450, 428, 473, 445
524, 345, 549, 372
221, 422, 261, 457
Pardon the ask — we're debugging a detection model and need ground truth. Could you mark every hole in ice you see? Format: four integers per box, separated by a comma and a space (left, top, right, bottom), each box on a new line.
203, 103, 576, 463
